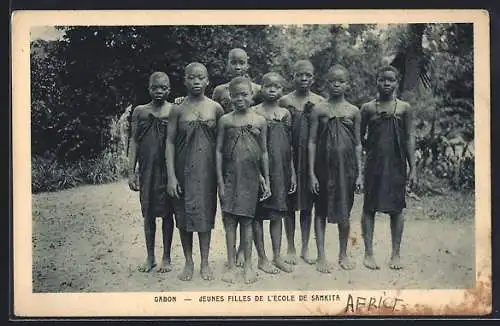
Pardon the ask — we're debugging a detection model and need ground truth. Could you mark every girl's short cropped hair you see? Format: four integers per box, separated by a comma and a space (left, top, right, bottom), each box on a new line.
293, 60, 315, 73
228, 76, 253, 93
149, 71, 170, 85
327, 64, 349, 79
376, 65, 400, 79
261, 72, 284, 86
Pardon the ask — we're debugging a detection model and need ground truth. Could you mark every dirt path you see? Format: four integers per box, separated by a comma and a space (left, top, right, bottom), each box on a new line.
32, 180, 475, 293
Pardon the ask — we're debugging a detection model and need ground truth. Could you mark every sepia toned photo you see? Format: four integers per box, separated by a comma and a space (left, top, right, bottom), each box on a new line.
12, 9, 491, 317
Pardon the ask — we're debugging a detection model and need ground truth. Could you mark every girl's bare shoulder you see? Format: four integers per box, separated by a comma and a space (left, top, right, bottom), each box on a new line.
277, 106, 291, 118
205, 97, 224, 111
219, 111, 233, 124
251, 103, 264, 112
313, 100, 330, 114
344, 101, 360, 114
169, 103, 183, 116
159, 101, 174, 118
252, 110, 267, 126
310, 92, 326, 104
396, 99, 412, 111
132, 104, 150, 118
360, 99, 377, 112
278, 92, 293, 106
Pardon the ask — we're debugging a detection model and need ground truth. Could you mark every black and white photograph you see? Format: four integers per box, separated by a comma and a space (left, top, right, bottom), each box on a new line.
12, 9, 491, 317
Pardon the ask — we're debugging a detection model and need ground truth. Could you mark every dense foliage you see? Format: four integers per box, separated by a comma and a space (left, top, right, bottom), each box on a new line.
31, 24, 474, 193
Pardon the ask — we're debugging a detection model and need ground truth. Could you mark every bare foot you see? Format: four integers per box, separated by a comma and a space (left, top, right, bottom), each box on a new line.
157, 258, 172, 273
284, 250, 297, 265
200, 263, 214, 281
178, 261, 194, 281
273, 258, 293, 273
258, 259, 280, 274
363, 255, 380, 270
221, 267, 237, 283
389, 255, 403, 270
235, 250, 245, 267
244, 266, 258, 284
138, 258, 156, 273
338, 256, 356, 270
300, 249, 316, 265
315, 259, 333, 273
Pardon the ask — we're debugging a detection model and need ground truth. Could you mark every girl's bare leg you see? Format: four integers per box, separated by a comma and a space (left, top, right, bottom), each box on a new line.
241, 218, 258, 284
199, 231, 214, 280
178, 230, 194, 281
284, 210, 297, 264
158, 215, 174, 272
222, 214, 238, 283
314, 214, 332, 273
338, 219, 355, 270
389, 211, 404, 270
300, 208, 314, 264
138, 217, 157, 272
271, 219, 292, 272
362, 210, 380, 270
253, 220, 279, 274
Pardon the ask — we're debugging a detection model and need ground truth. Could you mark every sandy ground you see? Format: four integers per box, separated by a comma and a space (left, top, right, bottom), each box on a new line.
32, 180, 475, 293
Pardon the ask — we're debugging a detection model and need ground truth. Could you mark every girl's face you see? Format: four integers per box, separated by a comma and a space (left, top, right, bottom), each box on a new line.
229, 82, 253, 112
377, 70, 398, 96
326, 69, 349, 97
184, 66, 209, 95
261, 75, 283, 101
149, 77, 170, 101
293, 66, 314, 91
227, 52, 249, 78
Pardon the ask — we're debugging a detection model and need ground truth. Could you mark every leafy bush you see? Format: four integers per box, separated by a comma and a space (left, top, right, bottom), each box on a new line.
32, 153, 83, 193
32, 117, 128, 193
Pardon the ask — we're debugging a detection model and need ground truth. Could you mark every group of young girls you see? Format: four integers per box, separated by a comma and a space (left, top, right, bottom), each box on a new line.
127, 47, 416, 284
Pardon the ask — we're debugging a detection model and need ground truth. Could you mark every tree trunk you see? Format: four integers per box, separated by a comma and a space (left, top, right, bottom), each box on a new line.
401, 24, 425, 93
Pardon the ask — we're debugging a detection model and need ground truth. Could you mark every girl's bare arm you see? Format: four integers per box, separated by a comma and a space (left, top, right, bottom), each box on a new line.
404, 104, 416, 174
353, 108, 363, 181
308, 105, 320, 179
127, 107, 140, 176
258, 117, 270, 187
215, 116, 227, 190
165, 105, 180, 196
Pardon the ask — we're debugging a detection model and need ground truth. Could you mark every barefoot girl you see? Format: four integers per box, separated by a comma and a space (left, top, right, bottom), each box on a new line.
252, 72, 296, 275
279, 60, 325, 265
166, 62, 224, 281
128, 72, 174, 273
360, 65, 416, 270
216, 76, 271, 284
309, 65, 362, 273
213, 48, 263, 267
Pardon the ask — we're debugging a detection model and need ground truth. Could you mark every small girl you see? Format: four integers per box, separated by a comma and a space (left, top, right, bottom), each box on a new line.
216, 76, 271, 284
127, 72, 175, 274
252, 72, 296, 274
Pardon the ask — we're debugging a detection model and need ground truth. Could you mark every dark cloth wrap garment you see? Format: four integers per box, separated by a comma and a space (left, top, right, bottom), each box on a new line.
363, 101, 407, 214
173, 119, 218, 232
135, 113, 172, 219
256, 116, 292, 220
221, 124, 262, 218
286, 101, 315, 211
315, 116, 358, 223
